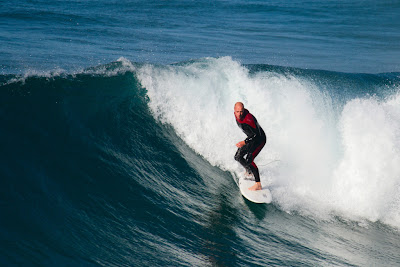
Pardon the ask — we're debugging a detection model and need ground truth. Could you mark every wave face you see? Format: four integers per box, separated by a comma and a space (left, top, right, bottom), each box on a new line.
137, 57, 400, 224
1, 57, 400, 266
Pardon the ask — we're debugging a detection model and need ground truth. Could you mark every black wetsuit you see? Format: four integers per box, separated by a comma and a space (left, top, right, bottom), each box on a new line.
234, 109, 266, 182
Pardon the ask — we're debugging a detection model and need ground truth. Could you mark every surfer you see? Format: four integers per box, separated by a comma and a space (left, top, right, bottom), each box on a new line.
234, 102, 266, 191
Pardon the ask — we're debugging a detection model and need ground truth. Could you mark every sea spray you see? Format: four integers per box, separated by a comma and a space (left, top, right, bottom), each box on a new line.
137, 58, 334, 208
137, 57, 400, 227
333, 92, 400, 225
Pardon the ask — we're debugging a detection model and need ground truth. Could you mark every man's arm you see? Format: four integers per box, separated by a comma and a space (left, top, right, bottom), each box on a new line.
243, 123, 258, 144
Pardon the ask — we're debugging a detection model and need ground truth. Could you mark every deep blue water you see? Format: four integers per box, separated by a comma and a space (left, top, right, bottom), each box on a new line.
1, 0, 399, 73
1, 1, 400, 266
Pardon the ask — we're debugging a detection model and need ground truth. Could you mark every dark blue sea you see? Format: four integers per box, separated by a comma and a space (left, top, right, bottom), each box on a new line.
1, 1, 400, 266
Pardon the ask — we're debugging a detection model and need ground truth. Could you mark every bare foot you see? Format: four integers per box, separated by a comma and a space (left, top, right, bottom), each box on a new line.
248, 182, 262, 191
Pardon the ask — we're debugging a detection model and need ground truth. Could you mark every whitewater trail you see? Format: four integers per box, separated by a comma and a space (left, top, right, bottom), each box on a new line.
136, 57, 400, 228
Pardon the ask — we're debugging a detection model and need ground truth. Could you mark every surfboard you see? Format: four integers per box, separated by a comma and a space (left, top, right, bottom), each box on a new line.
238, 176, 272, 204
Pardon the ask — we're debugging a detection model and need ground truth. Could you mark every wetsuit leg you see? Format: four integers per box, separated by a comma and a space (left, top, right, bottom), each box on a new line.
234, 143, 251, 171
247, 141, 265, 182
235, 141, 266, 182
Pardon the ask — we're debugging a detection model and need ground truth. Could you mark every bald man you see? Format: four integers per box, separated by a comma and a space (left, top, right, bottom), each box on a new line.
234, 102, 266, 191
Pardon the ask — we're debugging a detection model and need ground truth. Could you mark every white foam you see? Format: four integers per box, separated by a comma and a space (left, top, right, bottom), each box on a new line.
3, 57, 135, 86
333, 94, 400, 225
136, 57, 400, 228
3, 68, 67, 85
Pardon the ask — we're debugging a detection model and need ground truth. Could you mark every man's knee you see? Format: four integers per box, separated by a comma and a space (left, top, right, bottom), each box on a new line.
245, 153, 253, 165
234, 153, 241, 162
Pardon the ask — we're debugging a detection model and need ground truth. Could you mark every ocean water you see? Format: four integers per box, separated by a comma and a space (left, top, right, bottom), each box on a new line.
1, 1, 400, 266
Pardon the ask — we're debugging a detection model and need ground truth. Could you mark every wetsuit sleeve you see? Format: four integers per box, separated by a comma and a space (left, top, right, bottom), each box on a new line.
243, 124, 258, 144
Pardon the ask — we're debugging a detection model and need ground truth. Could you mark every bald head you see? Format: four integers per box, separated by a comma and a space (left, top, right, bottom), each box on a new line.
234, 102, 245, 120
234, 102, 244, 110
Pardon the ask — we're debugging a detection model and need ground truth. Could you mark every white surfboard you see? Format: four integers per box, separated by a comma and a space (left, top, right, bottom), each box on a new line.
238, 176, 272, 204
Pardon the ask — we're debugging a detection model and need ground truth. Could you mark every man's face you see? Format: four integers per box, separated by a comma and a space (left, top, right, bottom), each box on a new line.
234, 104, 244, 120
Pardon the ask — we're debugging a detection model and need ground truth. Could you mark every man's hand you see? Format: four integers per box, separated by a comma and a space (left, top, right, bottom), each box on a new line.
236, 141, 245, 148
